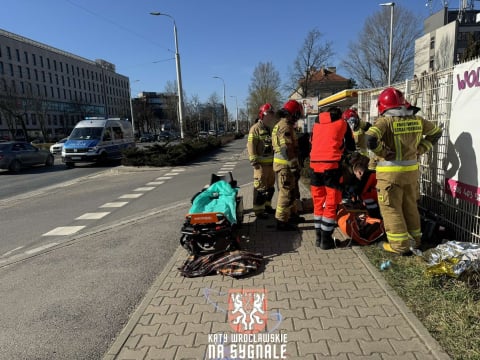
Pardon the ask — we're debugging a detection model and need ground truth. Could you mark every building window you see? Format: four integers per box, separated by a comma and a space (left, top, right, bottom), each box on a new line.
16, 49, 20, 62
9, 63, 13, 76
17, 65, 22, 78
26, 67, 31, 80
60, 62, 63, 72
7, 46, 11, 60
24, 51, 28, 64
430, 36, 435, 49
49, 73, 52, 83
47, 58, 51, 69
32, 54, 36, 66
0, 61, 3, 75
42, 71, 46, 82
34, 69, 38, 81
53, 60, 57, 71
40, 56, 44, 67
429, 56, 435, 70
20, 81, 25, 94
31, 113, 37, 126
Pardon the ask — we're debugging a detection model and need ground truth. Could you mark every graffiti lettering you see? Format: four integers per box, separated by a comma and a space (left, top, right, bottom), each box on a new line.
456, 67, 480, 90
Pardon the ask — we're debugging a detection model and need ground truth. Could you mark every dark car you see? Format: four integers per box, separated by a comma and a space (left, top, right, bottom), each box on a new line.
0, 141, 54, 172
139, 134, 155, 143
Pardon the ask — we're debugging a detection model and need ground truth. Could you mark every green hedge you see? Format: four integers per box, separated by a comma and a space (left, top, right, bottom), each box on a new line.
122, 136, 223, 167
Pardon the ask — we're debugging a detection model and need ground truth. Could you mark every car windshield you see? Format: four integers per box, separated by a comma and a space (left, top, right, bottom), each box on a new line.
69, 127, 103, 140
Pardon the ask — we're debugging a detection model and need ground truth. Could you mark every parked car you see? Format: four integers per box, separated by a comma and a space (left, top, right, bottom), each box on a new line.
198, 131, 209, 139
50, 137, 68, 155
139, 133, 155, 142
0, 141, 54, 172
157, 131, 171, 141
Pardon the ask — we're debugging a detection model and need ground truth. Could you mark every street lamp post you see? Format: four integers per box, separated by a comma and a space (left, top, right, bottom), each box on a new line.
380, 2, 395, 86
129, 79, 139, 139
150, 12, 185, 139
230, 95, 238, 133
213, 76, 227, 132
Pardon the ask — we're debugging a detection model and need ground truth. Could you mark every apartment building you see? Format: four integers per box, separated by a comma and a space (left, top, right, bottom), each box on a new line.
0, 28, 130, 141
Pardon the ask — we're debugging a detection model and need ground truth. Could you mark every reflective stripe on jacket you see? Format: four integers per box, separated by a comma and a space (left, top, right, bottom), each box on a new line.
247, 120, 273, 165
365, 114, 443, 173
272, 118, 298, 171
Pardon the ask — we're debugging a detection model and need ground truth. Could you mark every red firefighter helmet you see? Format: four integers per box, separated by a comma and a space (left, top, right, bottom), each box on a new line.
258, 103, 274, 120
377, 87, 406, 115
282, 100, 304, 120
342, 108, 360, 130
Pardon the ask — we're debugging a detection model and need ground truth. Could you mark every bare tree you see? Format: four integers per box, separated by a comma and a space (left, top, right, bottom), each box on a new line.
341, 5, 422, 88
247, 62, 282, 120
286, 28, 334, 97
0, 81, 28, 140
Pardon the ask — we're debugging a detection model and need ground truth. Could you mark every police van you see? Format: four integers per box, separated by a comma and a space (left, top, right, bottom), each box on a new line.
62, 117, 135, 168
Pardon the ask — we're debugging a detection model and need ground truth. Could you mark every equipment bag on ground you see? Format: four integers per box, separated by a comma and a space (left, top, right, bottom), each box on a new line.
337, 204, 385, 245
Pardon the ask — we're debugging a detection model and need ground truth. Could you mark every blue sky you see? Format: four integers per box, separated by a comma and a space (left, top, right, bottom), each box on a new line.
1, 0, 449, 112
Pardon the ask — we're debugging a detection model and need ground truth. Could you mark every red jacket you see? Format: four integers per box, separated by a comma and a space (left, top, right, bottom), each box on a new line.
310, 112, 353, 172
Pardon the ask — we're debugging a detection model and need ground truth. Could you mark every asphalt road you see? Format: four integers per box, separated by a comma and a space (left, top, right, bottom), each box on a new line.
0, 138, 251, 359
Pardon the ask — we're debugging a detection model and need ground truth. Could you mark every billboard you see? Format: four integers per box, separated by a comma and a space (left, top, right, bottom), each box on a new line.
445, 59, 480, 206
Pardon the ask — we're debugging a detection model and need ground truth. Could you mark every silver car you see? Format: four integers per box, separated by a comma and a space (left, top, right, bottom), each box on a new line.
50, 137, 68, 155
0, 141, 54, 172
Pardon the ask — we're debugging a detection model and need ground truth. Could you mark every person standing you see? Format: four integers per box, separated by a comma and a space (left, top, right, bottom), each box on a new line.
342, 108, 371, 157
247, 103, 277, 218
272, 100, 304, 231
310, 106, 356, 249
365, 87, 443, 255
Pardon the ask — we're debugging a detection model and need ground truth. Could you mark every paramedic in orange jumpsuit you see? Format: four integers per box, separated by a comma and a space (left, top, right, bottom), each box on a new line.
310, 106, 356, 249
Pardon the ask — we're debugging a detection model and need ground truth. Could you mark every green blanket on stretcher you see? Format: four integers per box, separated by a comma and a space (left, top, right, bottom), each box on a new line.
188, 180, 238, 224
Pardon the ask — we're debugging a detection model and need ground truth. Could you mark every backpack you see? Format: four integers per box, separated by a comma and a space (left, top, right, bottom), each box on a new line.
337, 205, 385, 246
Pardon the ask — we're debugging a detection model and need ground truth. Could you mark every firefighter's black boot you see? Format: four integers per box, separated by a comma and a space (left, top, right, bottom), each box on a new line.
315, 229, 322, 247
319, 230, 335, 250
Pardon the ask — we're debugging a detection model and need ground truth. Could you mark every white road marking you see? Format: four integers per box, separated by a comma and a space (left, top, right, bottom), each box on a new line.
119, 193, 143, 199
25, 242, 59, 255
100, 202, 128, 208
155, 177, 173, 180
42, 226, 86, 236
146, 181, 165, 186
2, 246, 24, 257
171, 168, 186, 172
164, 172, 178, 176
217, 171, 229, 174
76, 212, 110, 220
134, 187, 155, 191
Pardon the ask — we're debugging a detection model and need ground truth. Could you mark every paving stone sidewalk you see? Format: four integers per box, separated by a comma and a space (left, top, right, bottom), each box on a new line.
103, 182, 451, 360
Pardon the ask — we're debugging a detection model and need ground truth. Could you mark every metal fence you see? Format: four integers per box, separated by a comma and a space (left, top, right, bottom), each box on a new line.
356, 66, 480, 244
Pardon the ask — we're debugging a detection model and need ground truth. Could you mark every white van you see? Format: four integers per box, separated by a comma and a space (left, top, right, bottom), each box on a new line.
62, 118, 135, 168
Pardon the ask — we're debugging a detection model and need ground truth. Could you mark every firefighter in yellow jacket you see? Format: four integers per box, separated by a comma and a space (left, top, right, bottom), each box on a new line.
247, 103, 278, 218
365, 87, 443, 255
272, 100, 304, 231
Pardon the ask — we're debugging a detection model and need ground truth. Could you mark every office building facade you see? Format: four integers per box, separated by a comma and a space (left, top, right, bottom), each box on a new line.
0, 28, 130, 141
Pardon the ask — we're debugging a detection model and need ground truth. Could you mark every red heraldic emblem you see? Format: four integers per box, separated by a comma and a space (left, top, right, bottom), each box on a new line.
228, 289, 268, 334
